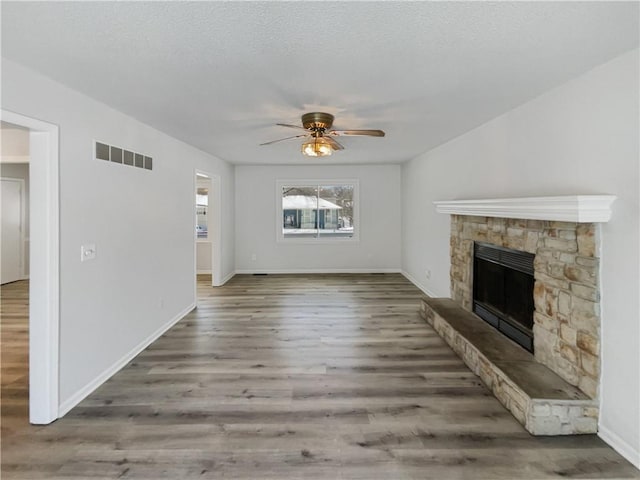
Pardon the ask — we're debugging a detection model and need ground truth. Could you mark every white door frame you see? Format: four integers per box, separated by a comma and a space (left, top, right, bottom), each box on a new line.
194, 170, 222, 290
2, 109, 60, 424
0, 177, 26, 283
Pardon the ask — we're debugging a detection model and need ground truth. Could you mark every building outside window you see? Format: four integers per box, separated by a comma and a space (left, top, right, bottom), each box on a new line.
278, 181, 358, 242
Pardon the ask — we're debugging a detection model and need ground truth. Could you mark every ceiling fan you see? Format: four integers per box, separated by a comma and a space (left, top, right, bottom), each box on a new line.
260, 112, 385, 157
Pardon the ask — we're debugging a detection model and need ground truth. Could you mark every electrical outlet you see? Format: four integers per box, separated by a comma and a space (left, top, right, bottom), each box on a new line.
81, 244, 96, 262
425, 269, 431, 279
251, 253, 257, 261
158, 297, 164, 309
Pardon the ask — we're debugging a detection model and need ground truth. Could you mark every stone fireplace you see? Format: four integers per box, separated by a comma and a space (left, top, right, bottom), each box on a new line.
420, 195, 616, 435
450, 215, 600, 398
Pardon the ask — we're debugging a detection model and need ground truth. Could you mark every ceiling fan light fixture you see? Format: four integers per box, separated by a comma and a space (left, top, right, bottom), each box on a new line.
263, 112, 385, 155
302, 136, 332, 157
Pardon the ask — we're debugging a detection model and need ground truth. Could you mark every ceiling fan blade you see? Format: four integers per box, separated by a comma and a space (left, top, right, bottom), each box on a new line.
324, 136, 344, 151
260, 133, 310, 146
276, 123, 307, 130
330, 129, 385, 137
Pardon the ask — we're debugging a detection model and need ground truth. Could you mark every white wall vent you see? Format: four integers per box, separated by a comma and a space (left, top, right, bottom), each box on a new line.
94, 141, 152, 170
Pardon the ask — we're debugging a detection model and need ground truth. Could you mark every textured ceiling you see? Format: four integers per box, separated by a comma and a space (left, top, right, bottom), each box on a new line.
2, 2, 638, 165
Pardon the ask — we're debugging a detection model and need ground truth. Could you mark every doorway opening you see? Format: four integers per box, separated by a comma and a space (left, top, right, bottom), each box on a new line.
194, 171, 222, 300
1, 110, 60, 425
1, 175, 28, 284
196, 173, 212, 277
1, 121, 30, 437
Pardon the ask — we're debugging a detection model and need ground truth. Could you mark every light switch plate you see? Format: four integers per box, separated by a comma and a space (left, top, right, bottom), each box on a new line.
81, 243, 96, 262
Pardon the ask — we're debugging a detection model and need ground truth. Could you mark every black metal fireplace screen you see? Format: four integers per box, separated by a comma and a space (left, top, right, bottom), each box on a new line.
473, 242, 535, 352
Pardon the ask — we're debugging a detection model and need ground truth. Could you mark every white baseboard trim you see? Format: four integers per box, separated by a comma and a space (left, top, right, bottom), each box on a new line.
401, 270, 438, 297
219, 271, 236, 285
234, 268, 402, 275
196, 269, 212, 274
58, 302, 196, 417
599, 424, 640, 469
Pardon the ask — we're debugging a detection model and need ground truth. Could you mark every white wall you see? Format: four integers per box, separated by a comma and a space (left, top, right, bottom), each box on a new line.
401, 49, 639, 467
0, 163, 30, 276
196, 242, 212, 274
236, 164, 401, 272
1, 59, 235, 412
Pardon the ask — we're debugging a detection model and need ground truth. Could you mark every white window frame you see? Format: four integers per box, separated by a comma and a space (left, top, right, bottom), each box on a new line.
276, 179, 360, 244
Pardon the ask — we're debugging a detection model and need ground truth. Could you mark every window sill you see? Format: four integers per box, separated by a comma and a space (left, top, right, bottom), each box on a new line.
277, 236, 359, 245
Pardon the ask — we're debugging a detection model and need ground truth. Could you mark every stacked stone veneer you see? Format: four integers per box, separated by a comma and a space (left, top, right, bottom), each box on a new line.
450, 215, 600, 399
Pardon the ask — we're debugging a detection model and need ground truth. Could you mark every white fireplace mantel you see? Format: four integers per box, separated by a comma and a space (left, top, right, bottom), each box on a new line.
433, 195, 616, 223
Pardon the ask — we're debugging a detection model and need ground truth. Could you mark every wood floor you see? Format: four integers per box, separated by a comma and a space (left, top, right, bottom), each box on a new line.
2, 274, 639, 479
1, 280, 29, 440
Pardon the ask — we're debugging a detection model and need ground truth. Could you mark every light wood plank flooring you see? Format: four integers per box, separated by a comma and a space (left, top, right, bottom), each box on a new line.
2, 274, 639, 479
1, 280, 29, 440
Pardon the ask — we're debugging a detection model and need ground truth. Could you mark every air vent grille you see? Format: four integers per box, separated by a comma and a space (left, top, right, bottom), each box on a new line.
474, 242, 534, 275
95, 141, 152, 171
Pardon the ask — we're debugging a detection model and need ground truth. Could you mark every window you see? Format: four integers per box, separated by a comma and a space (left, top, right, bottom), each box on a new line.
277, 180, 358, 242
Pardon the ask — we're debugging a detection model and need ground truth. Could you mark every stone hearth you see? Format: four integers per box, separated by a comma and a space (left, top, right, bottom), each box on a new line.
420, 297, 597, 435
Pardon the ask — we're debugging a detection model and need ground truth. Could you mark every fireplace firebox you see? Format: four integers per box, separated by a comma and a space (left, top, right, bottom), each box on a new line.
473, 242, 535, 352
